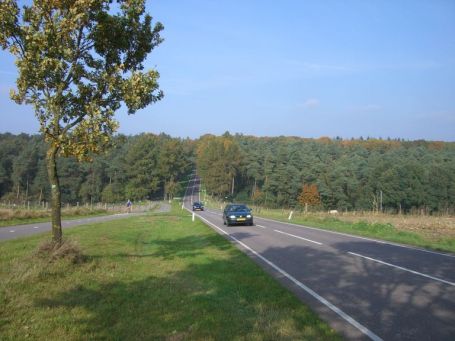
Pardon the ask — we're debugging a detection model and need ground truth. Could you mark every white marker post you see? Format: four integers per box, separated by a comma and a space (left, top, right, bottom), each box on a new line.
288, 211, 294, 220
192, 212, 195, 222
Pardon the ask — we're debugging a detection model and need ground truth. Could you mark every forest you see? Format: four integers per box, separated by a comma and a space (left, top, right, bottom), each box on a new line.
1, 132, 454, 213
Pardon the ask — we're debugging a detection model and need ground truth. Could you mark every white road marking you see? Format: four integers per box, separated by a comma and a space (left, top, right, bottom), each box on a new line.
256, 224, 266, 229
273, 229, 323, 245
9, 230, 15, 233
256, 215, 455, 259
348, 252, 455, 287
191, 210, 382, 341
33, 226, 39, 229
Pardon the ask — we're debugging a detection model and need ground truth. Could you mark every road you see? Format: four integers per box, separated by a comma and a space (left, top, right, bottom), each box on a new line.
0, 202, 170, 242
185, 177, 455, 340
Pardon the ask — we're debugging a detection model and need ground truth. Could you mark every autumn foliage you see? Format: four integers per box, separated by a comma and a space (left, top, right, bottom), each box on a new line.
298, 184, 321, 207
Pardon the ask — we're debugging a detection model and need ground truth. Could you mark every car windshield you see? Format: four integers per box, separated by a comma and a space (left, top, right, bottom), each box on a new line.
228, 205, 249, 212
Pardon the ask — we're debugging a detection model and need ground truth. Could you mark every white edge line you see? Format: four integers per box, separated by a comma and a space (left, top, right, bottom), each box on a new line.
256, 215, 455, 259
348, 252, 455, 287
274, 229, 323, 245
188, 208, 382, 341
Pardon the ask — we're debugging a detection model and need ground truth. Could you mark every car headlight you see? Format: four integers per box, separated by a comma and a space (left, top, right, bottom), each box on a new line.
229, 215, 236, 219
247, 214, 251, 218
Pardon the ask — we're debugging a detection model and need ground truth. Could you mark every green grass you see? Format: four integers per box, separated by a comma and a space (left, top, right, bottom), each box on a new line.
0, 204, 340, 340
256, 209, 455, 254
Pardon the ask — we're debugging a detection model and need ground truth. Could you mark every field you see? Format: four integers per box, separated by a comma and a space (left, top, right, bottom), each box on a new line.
203, 197, 455, 254
0, 204, 340, 340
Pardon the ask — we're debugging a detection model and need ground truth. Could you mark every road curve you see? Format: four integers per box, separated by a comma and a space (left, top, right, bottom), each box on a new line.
185, 177, 455, 341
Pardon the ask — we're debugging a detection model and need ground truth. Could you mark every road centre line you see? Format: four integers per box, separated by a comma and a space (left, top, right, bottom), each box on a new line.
256, 215, 455, 259
190, 208, 382, 341
9, 230, 15, 233
273, 229, 323, 245
255, 224, 266, 229
348, 252, 455, 287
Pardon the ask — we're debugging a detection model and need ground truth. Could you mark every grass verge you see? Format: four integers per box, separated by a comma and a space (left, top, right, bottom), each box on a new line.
255, 209, 455, 254
0, 204, 340, 340
202, 196, 455, 254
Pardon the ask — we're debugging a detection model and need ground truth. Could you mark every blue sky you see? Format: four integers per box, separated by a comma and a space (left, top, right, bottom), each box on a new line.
1, 0, 454, 140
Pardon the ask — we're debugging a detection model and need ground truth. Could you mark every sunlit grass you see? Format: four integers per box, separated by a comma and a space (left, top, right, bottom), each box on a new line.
257, 209, 455, 254
0, 203, 340, 340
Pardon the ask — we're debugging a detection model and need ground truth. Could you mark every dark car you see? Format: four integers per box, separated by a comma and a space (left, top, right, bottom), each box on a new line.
192, 201, 204, 211
223, 204, 253, 226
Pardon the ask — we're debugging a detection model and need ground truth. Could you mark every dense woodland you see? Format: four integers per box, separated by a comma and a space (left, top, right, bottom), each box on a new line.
0, 133, 193, 205
1, 132, 454, 213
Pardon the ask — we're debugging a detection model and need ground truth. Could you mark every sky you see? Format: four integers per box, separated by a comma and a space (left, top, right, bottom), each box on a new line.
1, 0, 455, 141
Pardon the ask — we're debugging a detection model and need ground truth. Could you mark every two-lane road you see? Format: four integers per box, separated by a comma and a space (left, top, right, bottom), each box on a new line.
185, 177, 455, 340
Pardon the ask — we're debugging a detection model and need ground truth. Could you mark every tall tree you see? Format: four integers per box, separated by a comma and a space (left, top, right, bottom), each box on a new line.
0, 0, 163, 244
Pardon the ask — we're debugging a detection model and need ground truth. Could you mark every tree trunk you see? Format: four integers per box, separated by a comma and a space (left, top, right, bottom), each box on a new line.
46, 146, 62, 245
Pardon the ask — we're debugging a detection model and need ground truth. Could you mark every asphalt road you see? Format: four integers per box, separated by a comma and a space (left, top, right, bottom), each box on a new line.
186, 177, 455, 341
0, 202, 170, 242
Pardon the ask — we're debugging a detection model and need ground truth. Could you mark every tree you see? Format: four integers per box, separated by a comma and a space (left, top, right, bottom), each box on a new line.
298, 184, 321, 210
0, 0, 164, 244
196, 134, 243, 197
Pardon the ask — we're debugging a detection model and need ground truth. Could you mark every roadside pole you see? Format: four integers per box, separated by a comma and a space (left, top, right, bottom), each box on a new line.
288, 211, 294, 220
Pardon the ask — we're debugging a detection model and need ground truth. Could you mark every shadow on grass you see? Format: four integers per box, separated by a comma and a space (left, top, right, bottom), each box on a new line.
87, 234, 237, 261
34, 248, 337, 340
31, 221, 455, 340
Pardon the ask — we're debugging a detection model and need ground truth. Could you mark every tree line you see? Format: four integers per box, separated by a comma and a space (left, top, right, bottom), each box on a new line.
2, 132, 454, 213
0, 133, 193, 205
196, 133, 455, 213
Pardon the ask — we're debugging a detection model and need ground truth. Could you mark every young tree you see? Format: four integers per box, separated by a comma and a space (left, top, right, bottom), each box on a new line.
0, 0, 163, 244
298, 184, 321, 210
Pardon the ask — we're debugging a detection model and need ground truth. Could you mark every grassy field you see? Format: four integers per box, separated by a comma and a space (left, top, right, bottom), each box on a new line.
203, 197, 455, 254
0, 204, 340, 340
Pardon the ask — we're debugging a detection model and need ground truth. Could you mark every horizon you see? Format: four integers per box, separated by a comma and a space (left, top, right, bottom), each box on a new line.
1, 130, 453, 143
1, 0, 454, 141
